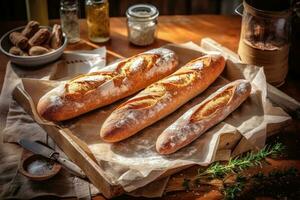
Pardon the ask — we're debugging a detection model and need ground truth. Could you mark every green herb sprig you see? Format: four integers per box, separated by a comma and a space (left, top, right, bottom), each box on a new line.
223, 175, 246, 200
196, 143, 284, 179
181, 143, 285, 196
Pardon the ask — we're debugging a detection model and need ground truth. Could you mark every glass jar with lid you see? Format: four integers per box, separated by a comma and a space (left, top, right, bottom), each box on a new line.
126, 4, 159, 46
85, 0, 110, 43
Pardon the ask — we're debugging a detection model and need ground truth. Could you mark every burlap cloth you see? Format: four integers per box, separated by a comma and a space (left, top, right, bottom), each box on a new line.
1, 41, 297, 199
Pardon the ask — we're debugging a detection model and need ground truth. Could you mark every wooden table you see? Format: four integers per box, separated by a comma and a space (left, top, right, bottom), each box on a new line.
1, 15, 300, 200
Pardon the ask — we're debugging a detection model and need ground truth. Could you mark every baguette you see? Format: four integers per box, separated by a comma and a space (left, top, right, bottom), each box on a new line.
156, 79, 251, 155
100, 54, 225, 142
37, 48, 178, 121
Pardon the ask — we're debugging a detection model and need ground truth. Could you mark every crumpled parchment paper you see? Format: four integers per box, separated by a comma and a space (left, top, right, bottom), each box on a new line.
12, 42, 290, 193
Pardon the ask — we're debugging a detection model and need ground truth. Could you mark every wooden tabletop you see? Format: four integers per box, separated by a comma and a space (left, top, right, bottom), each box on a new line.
1, 15, 300, 200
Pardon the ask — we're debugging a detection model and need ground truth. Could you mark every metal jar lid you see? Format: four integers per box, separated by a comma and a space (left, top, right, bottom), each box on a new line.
126, 4, 159, 21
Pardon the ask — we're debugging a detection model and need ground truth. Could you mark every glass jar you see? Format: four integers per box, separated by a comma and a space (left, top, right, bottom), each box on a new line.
126, 4, 159, 46
60, 0, 80, 43
85, 0, 110, 43
237, 0, 291, 86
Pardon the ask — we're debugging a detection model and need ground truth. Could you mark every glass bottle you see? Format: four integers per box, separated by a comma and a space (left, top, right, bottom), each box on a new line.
85, 0, 110, 43
60, 0, 80, 43
26, 0, 49, 26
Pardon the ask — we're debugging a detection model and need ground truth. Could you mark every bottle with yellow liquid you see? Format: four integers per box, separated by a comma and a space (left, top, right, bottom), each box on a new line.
85, 0, 110, 43
26, 0, 49, 25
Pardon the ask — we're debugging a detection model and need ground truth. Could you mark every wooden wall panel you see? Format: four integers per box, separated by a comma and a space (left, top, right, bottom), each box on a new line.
1, 0, 231, 21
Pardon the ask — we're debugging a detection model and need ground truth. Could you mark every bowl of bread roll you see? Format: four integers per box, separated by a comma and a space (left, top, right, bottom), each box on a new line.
0, 21, 67, 67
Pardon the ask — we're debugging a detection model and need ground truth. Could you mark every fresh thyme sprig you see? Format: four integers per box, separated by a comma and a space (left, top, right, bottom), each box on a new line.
196, 143, 284, 179
181, 143, 285, 192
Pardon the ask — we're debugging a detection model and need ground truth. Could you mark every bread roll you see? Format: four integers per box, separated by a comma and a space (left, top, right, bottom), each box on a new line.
21, 20, 40, 38
28, 28, 50, 46
37, 48, 178, 121
9, 32, 28, 50
156, 79, 251, 155
100, 54, 225, 142
50, 24, 63, 49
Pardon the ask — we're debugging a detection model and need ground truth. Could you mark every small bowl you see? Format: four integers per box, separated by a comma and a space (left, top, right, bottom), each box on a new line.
0, 26, 67, 67
19, 154, 61, 181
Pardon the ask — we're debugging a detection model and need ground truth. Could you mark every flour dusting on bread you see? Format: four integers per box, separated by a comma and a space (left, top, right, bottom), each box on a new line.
129, 57, 145, 72
49, 95, 63, 106
37, 47, 178, 121
156, 79, 251, 154
189, 60, 204, 70
236, 80, 250, 94
100, 54, 226, 142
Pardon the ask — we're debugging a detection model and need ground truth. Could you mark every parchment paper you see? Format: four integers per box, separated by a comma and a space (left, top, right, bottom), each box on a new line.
11, 42, 291, 192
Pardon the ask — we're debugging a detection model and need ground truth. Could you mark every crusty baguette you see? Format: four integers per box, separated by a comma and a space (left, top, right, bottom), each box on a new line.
37, 48, 178, 121
156, 79, 251, 155
100, 54, 226, 142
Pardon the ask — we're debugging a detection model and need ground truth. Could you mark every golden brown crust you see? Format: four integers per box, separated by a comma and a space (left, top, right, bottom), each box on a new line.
100, 54, 226, 142
191, 86, 234, 122
37, 48, 178, 121
156, 80, 251, 155
64, 72, 115, 100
